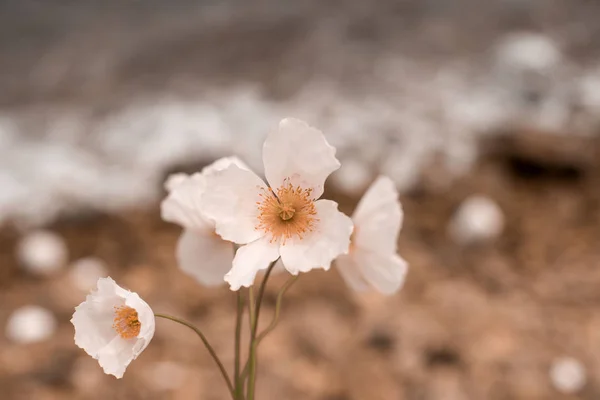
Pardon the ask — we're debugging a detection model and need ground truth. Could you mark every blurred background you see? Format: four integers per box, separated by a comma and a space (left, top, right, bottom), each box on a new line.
1, 0, 600, 399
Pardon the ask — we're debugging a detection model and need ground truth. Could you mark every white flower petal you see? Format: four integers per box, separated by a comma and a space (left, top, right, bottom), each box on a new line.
161, 173, 213, 231
164, 173, 189, 192
225, 236, 280, 290
201, 156, 250, 175
176, 229, 233, 286
97, 335, 136, 379
279, 199, 353, 275
200, 165, 266, 244
353, 250, 408, 295
353, 176, 403, 255
335, 255, 369, 292
263, 118, 340, 199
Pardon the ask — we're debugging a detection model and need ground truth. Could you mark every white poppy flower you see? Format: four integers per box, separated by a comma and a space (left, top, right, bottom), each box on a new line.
201, 118, 353, 290
335, 176, 408, 294
161, 157, 247, 286
71, 277, 155, 378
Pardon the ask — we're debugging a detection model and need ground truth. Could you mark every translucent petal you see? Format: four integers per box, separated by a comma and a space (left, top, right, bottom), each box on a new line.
263, 118, 340, 199
176, 229, 233, 286
353, 250, 408, 295
200, 165, 266, 244
335, 254, 369, 292
225, 236, 280, 290
161, 173, 212, 231
353, 176, 403, 254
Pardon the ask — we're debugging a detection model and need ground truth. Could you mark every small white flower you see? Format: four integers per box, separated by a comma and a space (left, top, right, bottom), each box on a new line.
161, 157, 248, 286
71, 277, 155, 379
335, 176, 408, 294
201, 118, 353, 290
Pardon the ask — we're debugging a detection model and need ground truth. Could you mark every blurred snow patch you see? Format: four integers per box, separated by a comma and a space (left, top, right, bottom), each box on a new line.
1, 53, 599, 226
16, 230, 68, 276
550, 357, 586, 394
5, 305, 57, 344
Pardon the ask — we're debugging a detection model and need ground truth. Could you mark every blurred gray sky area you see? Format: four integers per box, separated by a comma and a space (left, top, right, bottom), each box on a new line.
0, 0, 599, 227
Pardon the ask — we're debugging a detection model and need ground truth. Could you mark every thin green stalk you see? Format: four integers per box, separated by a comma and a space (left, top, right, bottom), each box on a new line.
247, 340, 258, 400
247, 287, 255, 330
234, 292, 245, 399
240, 274, 298, 382
246, 262, 276, 400
155, 313, 235, 400
246, 285, 257, 400
256, 275, 298, 344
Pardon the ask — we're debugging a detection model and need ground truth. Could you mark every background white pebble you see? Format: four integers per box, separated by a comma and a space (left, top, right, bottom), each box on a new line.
495, 32, 562, 71
5, 305, 57, 344
550, 357, 586, 394
448, 195, 505, 244
69, 257, 108, 291
16, 230, 68, 276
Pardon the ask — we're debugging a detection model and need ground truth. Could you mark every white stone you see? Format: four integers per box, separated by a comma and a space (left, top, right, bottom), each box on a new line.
69, 257, 108, 291
550, 357, 586, 394
448, 195, 504, 244
5, 305, 57, 344
16, 230, 68, 276
495, 32, 561, 71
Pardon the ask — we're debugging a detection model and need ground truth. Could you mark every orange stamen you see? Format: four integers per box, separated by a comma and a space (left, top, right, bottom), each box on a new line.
113, 306, 141, 339
256, 179, 318, 244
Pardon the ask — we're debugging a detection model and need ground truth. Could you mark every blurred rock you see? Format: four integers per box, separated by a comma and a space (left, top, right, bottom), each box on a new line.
495, 32, 561, 72
5, 305, 57, 344
16, 230, 68, 276
448, 195, 504, 244
550, 357, 586, 394
68, 257, 108, 292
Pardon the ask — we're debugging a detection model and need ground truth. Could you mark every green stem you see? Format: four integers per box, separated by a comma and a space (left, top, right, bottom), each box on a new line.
246, 262, 277, 400
234, 292, 245, 400
240, 274, 298, 382
155, 313, 235, 399
256, 275, 298, 344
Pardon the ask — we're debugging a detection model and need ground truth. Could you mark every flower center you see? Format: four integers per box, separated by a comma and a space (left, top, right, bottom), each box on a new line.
113, 306, 141, 339
256, 179, 318, 243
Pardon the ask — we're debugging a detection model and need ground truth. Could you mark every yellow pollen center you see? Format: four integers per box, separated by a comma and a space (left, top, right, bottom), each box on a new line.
256, 180, 318, 243
113, 306, 141, 339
